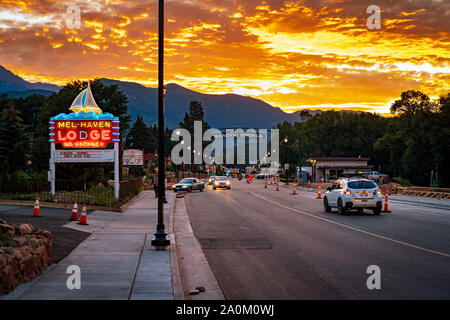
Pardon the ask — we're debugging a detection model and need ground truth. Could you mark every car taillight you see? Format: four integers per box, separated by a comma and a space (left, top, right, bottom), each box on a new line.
344, 189, 351, 195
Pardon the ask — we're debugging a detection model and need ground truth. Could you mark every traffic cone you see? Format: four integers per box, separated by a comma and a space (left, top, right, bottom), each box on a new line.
70, 201, 78, 221
270, 177, 273, 185
32, 196, 40, 217
276, 178, 279, 191
383, 185, 391, 213
77, 204, 88, 225
316, 182, 322, 199
265, 176, 268, 189
292, 179, 297, 195
307, 180, 311, 188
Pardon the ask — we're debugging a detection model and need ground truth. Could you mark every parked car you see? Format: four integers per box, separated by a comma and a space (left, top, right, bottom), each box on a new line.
256, 173, 265, 179
208, 176, 217, 185
323, 178, 383, 215
213, 176, 231, 190
367, 171, 389, 183
172, 178, 204, 193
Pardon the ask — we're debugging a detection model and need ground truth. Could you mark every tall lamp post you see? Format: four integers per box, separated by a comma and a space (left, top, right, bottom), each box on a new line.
151, 0, 170, 249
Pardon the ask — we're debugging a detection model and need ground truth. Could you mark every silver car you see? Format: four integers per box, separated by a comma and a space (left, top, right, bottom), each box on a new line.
213, 176, 231, 190
172, 178, 205, 193
324, 178, 383, 215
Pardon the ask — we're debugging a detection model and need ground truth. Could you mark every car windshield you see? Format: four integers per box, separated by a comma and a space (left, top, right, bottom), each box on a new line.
347, 181, 377, 189
209, 176, 216, 180
180, 179, 194, 184
215, 177, 228, 181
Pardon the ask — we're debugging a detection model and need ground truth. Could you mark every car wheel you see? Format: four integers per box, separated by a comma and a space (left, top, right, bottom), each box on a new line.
173, 189, 177, 193
200, 187, 203, 192
213, 187, 216, 190
357, 208, 364, 214
373, 203, 381, 215
227, 187, 231, 189
187, 187, 192, 193
337, 198, 346, 215
323, 197, 331, 213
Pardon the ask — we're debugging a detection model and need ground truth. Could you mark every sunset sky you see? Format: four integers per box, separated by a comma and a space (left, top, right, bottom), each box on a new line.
0, 0, 449, 114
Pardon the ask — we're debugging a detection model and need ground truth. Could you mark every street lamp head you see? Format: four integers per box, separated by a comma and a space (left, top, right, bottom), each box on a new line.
163, 85, 167, 97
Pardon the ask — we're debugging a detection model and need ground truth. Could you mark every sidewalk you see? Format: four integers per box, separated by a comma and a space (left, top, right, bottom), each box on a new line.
389, 195, 450, 210
10, 191, 175, 300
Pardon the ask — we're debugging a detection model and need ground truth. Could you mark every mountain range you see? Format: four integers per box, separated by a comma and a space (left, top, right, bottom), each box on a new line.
0, 65, 302, 129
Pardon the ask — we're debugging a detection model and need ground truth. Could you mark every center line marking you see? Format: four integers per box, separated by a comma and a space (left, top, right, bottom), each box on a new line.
248, 190, 450, 258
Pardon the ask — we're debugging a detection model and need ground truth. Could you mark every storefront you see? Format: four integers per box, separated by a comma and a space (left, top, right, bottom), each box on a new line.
306, 157, 373, 182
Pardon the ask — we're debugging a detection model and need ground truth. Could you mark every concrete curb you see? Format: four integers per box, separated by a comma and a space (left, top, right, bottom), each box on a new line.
173, 197, 225, 300
168, 199, 185, 300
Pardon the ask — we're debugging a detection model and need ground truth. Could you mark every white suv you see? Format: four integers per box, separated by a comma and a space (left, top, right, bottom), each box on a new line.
323, 178, 383, 215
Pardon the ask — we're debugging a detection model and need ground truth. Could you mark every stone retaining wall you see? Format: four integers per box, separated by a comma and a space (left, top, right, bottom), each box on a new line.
0, 219, 53, 295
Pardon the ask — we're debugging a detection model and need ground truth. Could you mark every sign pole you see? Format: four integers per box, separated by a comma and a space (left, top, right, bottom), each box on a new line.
114, 142, 119, 200
50, 143, 56, 195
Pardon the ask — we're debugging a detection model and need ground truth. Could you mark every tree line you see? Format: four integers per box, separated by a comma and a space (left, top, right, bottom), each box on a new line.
278, 90, 450, 187
0, 82, 447, 191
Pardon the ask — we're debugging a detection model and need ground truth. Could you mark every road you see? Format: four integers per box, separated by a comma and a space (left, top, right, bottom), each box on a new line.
184, 179, 450, 299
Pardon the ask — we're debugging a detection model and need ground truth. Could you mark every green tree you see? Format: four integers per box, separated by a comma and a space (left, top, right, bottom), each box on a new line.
126, 116, 157, 153
0, 103, 30, 161
179, 101, 210, 168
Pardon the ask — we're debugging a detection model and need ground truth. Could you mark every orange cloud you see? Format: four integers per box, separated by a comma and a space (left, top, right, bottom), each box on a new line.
0, 0, 448, 115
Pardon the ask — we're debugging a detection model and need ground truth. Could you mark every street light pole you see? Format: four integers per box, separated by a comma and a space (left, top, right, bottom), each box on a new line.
151, 0, 170, 249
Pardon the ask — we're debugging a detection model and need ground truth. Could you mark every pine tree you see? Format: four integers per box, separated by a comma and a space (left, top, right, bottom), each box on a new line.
125, 116, 157, 153
0, 103, 30, 161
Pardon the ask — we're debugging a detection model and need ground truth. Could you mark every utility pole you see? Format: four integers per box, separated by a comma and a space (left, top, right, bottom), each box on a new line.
151, 0, 170, 249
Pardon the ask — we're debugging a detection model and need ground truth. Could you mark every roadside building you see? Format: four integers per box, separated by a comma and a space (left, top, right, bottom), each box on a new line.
306, 157, 373, 182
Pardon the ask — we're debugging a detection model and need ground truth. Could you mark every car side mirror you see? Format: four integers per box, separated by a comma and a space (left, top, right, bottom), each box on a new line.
327, 187, 332, 191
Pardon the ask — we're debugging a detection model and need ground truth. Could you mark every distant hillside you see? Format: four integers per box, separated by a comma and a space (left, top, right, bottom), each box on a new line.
0, 65, 300, 129
0, 65, 60, 94
100, 79, 299, 129
4, 89, 55, 98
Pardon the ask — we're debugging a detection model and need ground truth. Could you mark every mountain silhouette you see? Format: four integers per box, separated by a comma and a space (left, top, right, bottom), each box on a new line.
0, 65, 299, 128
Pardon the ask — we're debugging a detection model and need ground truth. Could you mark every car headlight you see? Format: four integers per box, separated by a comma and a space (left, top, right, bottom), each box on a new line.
182, 185, 188, 188
226, 181, 230, 185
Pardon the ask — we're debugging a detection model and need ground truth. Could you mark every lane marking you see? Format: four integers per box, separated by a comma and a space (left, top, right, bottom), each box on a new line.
247, 190, 450, 258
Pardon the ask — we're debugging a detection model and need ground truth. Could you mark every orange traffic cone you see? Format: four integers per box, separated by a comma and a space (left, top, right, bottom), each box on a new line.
316, 182, 322, 199
70, 201, 78, 221
276, 178, 279, 191
307, 180, 311, 188
270, 177, 273, 185
383, 185, 391, 213
77, 204, 88, 225
292, 179, 297, 195
32, 196, 41, 217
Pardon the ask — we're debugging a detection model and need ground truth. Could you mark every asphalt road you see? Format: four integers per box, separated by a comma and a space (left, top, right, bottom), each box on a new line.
184, 179, 450, 299
0, 205, 91, 263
